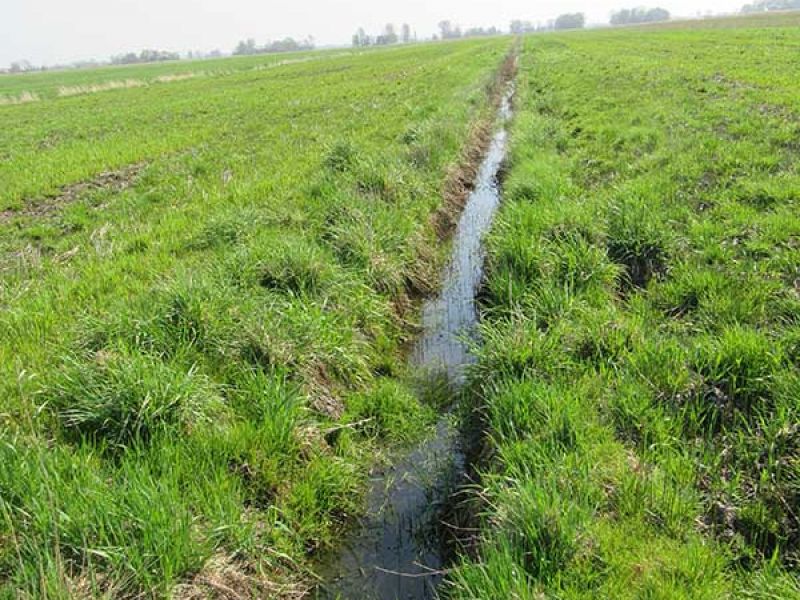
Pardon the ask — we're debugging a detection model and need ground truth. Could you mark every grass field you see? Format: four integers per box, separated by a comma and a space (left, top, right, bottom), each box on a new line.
634, 9, 800, 30
447, 18, 800, 600
0, 38, 512, 597
4, 10, 800, 600
0, 50, 348, 103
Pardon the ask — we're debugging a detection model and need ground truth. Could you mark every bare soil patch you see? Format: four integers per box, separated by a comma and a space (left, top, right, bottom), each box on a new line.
1, 162, 147, 223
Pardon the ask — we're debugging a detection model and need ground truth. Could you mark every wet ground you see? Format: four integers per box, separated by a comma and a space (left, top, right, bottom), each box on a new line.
315, 84, 514, 600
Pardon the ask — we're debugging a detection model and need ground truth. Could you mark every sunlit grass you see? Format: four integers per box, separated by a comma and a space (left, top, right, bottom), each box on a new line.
448, 17, 800, 598
0, 38, 512, 596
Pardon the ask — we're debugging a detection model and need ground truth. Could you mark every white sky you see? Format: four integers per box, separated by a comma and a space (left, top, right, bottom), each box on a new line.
1, 0, 745, 68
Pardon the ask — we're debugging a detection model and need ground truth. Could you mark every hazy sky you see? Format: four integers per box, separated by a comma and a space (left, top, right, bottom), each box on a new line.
2, 0, 745, 68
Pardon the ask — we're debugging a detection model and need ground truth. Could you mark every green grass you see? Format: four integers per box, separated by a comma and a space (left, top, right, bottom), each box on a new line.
448, 18, 800, 600
0, 38, 512, 596
6, 13, 800, 598
0, 49, 351, 102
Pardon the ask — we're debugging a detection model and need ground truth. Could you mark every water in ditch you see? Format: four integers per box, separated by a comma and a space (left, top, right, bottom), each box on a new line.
315, 84, 513, 600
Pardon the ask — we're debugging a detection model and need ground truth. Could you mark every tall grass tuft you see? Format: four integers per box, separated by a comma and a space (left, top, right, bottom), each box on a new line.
44, 348, 225, 449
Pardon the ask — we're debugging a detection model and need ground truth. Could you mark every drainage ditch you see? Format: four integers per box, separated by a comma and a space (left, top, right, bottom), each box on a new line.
315, 72, 515, 600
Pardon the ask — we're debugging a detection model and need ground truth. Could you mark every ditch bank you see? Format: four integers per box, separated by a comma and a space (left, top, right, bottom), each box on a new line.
314, 49, 517, 600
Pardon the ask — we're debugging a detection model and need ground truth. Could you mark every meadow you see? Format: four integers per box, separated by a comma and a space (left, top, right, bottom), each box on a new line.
0, 38, 512, 597
447, 16, 800, 599
0, 49, 348, 103
4, 10, 800, 600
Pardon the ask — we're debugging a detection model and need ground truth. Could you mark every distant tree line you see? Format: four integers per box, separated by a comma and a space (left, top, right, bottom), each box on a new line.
110, 49, 180, 65
8, 60, 35, 73
741, 0, 800, 11
436, 20, 462, 39
352, 24, 412, 47
510, 14, 586, 32
2, 58, 107, 74
352, 14, 588, 46
351, 21, 502, 47
186, 49, 224, 60
463, 25, 501, 37
610, 7, 671, 24
510, 20, 555, 33
509, 8, 668, 32
233, 37, 315, 56
554, 13, 586, 29
435, 20, 501, 39
1, 50, 229, 75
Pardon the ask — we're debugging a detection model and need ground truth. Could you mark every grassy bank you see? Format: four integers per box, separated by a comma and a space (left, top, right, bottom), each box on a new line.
449, 20, 800, 599
0, 38, 512, 597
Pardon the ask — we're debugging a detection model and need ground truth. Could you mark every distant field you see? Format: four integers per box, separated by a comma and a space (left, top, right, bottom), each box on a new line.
0, 49, 346, 101
449, 16, 800, 599
0, 38, 510, 597
0, 47, 401, 207
634, 8, 800, 29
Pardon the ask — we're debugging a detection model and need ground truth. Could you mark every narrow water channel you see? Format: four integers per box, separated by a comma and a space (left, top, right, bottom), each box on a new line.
315, 83, 514, 600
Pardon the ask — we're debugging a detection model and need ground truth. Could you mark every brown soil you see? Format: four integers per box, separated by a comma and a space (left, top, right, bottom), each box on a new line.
173, 554, 308, 600
0, 162, 147, 224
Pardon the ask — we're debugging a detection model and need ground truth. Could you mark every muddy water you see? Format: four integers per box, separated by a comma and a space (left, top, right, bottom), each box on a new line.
315, 86, 513, 600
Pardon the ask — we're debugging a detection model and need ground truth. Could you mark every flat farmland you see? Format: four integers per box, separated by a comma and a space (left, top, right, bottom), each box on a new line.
448, 17, 800, 600
0, 38, 511, 597
4, 9, 800, 600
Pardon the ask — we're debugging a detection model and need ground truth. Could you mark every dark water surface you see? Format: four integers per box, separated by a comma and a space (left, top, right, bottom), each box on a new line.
315, 85, 513, 600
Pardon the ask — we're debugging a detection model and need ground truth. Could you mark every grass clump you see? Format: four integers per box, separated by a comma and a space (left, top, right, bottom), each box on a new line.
692, 326, 782, 423
323, 140, 358, 173
606, 194, 669, 289
342, 379, 436, 443
45, 349, 224, 449
248, 238, 335, 296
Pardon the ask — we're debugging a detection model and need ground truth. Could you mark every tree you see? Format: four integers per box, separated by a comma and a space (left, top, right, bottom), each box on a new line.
264, 37, 314, 53
234, 36, 314, 56
138, 49, 179, 62
741, 0, 800, 12
647, 7, 671, 21
464, 26, 499, 37
401, 23, 412, 43
610, 7, 671, 25
383, 23, 398, 44
9, 60, 33, 73
510, 19, 535, 34
233, 38, 257, 56
554, 13, 585, 30
352, 27, 369, 47
109, 49, 178, 64
438, 20, 461, 39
